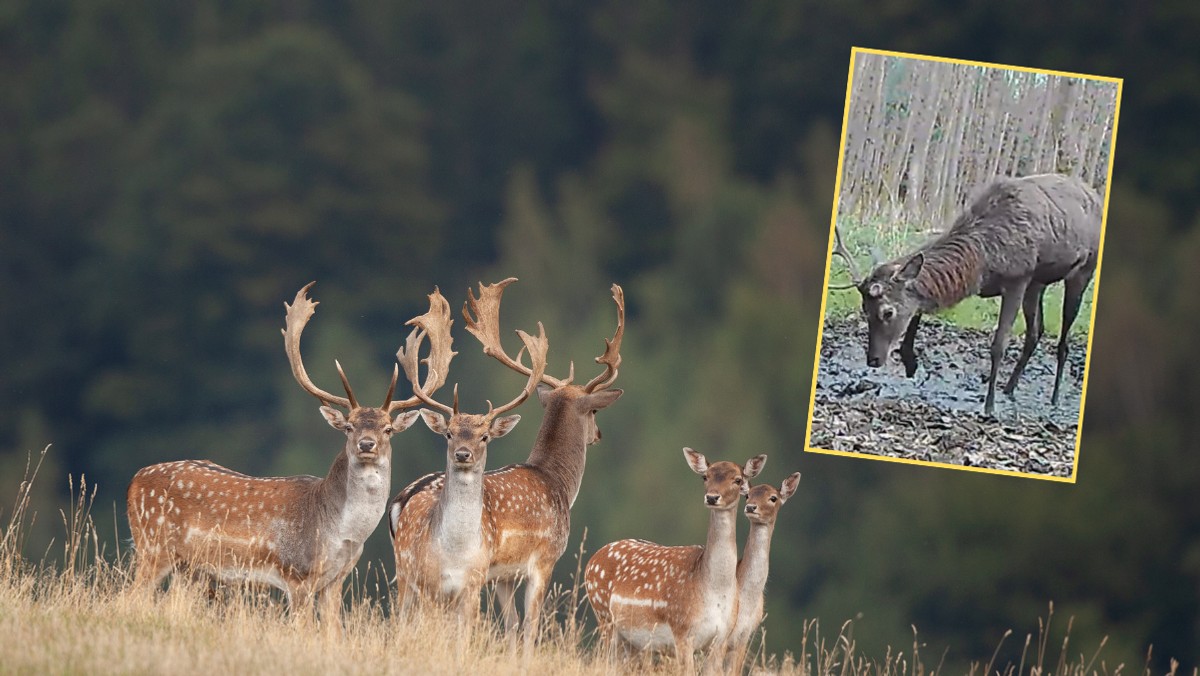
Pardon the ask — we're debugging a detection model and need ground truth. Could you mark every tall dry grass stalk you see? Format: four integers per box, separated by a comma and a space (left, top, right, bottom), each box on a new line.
0, 447, 1160, 675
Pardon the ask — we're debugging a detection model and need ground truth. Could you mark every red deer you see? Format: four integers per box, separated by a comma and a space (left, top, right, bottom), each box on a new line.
723, 472, 801, 673
388, 305, 549, 621
388, 278, 624, 650
830, 173, 1102, 416
584, 448, 767, 674
126, 282, 452, 623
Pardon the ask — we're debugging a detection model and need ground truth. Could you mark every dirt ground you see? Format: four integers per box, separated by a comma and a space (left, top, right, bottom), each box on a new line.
808, 317, 1089, 478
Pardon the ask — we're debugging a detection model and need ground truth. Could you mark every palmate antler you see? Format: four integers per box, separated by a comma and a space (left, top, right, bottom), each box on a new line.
392, 287, 458, 414
463, 278, 624, 394
282, 282, 357, 409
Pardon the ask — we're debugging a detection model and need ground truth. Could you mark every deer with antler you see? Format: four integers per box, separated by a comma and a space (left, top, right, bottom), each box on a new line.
723, 471, 801, 674
388, 278, 624, 648
829, 174, 1101, 416
388, 303, 549, 621
585, 448, 767, 674
126, 282, 453, 623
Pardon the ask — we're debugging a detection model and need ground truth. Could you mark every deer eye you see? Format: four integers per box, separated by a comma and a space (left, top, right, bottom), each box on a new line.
769, 496, 778, 503
384, 426, 394, 435
445, 432, 452, 440
735, 477, 743, 485
880, 306, 896, 321
481, 435, 489, 442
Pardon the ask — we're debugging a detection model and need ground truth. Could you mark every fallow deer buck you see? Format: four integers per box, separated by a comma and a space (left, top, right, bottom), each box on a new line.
723, 472, 801, 674
126, 282, 453, 623
388, 308, 549, 621
830, 173, 1102, 416
585, 448, 767, 675
388, 277, 624, 649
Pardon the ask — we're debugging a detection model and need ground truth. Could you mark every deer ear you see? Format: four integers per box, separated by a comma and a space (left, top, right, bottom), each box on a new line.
320, 406, 349, 431
419, 409, 448, 435
581, 389, 623, 412
896, 253, 923, 282
392, 410, 421, 433
779, 472, 801, 502
683, 447, 708, 474
743, 454, 767, 478
488, 415, 521, 439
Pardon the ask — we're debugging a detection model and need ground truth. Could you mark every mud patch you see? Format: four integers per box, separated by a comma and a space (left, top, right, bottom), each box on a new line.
809, 317, 1088, 478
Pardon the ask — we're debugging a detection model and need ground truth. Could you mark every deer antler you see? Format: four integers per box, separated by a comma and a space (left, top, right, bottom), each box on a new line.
282, 282, 355, 409
583, 284, 624, 393
464, 278, 571, 388
487, 323, 550, 418
828, 226, 865, 290
392, 287, 458, 414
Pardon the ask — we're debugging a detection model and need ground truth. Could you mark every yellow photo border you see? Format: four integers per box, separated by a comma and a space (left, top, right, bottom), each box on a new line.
803, 46, 1124, 483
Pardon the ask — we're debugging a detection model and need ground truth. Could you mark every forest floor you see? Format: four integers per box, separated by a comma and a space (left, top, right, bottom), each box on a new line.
808, 317, 1090, 478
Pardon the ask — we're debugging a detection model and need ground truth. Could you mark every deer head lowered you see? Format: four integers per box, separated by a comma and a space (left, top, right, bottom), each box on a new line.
126, 282, 452, 623
828, 173, 1101, 416
388, 301, 549, 621
388, 277, 624, 650
585, 448, 767, 675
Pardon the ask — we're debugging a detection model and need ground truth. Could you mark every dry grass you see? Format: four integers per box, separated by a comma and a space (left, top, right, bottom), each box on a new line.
0, 447, 1167, 676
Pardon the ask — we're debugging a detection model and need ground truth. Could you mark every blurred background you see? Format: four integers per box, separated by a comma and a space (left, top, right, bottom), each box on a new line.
1, 1, 1197, 670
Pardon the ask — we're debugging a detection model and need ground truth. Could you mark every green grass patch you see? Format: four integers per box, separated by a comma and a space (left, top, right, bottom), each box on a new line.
823, 216, 1096, 339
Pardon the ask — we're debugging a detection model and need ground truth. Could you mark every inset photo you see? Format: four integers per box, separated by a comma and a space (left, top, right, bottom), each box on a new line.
806, 47, 1121, 481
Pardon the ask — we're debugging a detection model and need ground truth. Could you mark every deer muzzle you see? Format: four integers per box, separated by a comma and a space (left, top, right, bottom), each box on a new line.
453, 449, 473, 464
705, 494, 720, 506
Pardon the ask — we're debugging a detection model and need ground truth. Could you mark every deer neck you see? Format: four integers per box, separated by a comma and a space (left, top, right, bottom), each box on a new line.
317, 447, 391, 545
433, 464, 485, 551
737, 521, 775, 598
699, 507, 740, 597
524, 398, 589, 507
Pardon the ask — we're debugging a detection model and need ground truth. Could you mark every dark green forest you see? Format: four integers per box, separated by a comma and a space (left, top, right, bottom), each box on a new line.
2, 0, 1199, 669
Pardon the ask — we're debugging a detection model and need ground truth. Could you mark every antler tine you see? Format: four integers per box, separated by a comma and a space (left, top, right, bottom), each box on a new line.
334, 360, 360, 409
489, 322, 550, 418
464, 278, 569, 388
391, 287, 458, 414
828, 225, 865, 290
583, 284, 624, 393
281, 282, 354, 409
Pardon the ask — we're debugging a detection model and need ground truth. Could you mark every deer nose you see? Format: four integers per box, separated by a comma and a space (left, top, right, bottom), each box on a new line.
705, 494, 719, 506
745, 504, 758, 514
358, 439, 376, 453
454, 449, 472, 463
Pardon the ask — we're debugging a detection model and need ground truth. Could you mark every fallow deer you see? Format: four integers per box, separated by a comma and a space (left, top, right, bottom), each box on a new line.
388, 278, 624, 649
388, 309, 549, 621
830, 173, 1102, 415
126, 282, 453, 623
584, 448, 767, 675
723, 472, 801, 674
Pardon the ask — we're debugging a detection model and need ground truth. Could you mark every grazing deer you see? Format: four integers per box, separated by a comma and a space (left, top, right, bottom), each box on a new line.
388, 278, 624, 649
584, 448, 767, 675
126, 282, 452, 623
388, 306, 549, 621
723, 472, 801, 674
830, 173, 1102, 415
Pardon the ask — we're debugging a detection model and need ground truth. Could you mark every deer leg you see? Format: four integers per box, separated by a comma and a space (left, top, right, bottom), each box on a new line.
521, 570, 549, 656
900, 312, 922, 377
1003, 282, 1046, 396
1053, 273, 1090, 405
985, 282, 1027, 416
673, 630, 696, 675
495, 577, 520, 643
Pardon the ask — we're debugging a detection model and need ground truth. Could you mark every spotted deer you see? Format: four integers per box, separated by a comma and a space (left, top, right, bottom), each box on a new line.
723, 472, 801, 674
126, 282, 453, 622
830, 173, 1102, 415
388, 307, 549, 621
388, 278, 624, 649
585, 448, 767, 674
